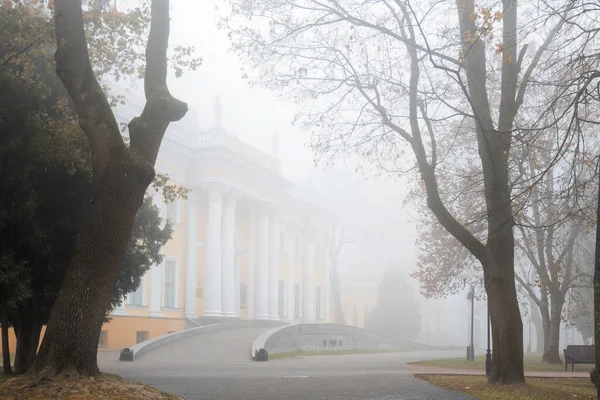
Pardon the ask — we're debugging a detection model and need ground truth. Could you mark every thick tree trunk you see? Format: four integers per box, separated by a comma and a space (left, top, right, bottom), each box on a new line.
330, 264, 346, 324
530, 303, 545, 353
542, 292, 563, 363
28, 0, 185, 380
14, 316, 42, 374
486, 251, 524, 384
1, 308, 12, 375
31, 156, 152, 378
594, 170, 600, 398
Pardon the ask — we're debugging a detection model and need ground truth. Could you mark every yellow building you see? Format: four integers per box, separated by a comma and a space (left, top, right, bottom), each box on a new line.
97, 98, 333, 350
1, 98, 333, 353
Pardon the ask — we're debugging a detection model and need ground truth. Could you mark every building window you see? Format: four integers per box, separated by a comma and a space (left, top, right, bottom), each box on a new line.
240, 283, 247, 308
279, 231, 286, 253
128, 283, 143, 306
316, 287, 322, 320
294, 284, 301, 317
164, 260, 176, 308
278, 280, 285, 317
98, 330, 108, 347
329, 339, 337, 346
166, 200, 178, 223
136, 331, 149, 344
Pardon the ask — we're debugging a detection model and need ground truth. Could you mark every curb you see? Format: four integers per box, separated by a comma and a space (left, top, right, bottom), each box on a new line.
121, 323, 222, 361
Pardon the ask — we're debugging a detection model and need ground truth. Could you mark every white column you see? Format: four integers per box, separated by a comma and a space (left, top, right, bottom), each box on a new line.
234, 253, 241, 317
254, 207, 270, 319
287, 234, 295, 322
185, 192, 198, 319
221, 193, 237, 318
303, 241, 315, 322
325, 242, 331, 323
247, 211, 256, 319
205, 185, 224, 317
149, 264, 162, 317
268, 215, 281, 319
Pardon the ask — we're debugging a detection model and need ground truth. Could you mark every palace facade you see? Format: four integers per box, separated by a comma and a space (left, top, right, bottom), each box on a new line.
98, 98, 333, 350
1, 98, 333, 353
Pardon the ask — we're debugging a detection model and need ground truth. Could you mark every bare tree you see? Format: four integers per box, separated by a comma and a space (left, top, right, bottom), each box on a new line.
30, 0, 188, 379
224, 0, 581, 382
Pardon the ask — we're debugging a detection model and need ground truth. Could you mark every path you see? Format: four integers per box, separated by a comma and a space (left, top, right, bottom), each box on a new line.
98, 327, 476, 400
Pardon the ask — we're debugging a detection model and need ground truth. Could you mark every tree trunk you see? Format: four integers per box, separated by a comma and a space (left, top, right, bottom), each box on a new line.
540, 290, 551, 353
1, 308, 12, 375
542, 291, 563, 363
330, 264, 346, 325
14, 316, 42, 374
28, 0, 185, 380
486, 254, 524, 384
530, 303, 545, 353
594, 164, 600, 399
30, 156, 151, 378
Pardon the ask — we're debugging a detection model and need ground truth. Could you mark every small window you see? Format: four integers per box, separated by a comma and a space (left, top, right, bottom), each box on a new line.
323, 340, 327, 346
128, 284, 143, 306
196, 281, 203, 298
99, 330, 108, 347
315, 287, 322, 320
136, 331, 149, 344
329, 340, 337, 346
240, 283, 247, 308
278, 280, 285, 317
338, 340, 343, 346
294, 284, 301, 317
164, 260, 176, 308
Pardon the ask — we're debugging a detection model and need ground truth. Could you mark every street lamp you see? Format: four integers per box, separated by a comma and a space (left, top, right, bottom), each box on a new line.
464, 278, 491, 377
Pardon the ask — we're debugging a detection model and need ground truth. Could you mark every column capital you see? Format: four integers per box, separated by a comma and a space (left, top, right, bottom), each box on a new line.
204, 183, 229, 202
224, 189, 243, 208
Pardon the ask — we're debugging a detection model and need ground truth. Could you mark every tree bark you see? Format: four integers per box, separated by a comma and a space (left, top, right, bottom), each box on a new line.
1, 308, 12, 375
530, 302, 546, 353
594, 161, 600, 398
542, 290, 564, 363
29, 0, 186, 379
14, 316, 42, 374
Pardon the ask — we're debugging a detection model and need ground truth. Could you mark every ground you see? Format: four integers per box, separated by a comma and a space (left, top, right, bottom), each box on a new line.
0, 372, 178, 400
416, 375, 595, 400
97, 327, 475, 400
410, 353, 573, 373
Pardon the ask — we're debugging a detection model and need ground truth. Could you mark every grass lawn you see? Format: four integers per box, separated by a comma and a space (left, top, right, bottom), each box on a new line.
411, 353, 571, 373
0, 370, 178, 400
416, 375, 595, 400
0, 354, 14, 364
269, 348, 407, 359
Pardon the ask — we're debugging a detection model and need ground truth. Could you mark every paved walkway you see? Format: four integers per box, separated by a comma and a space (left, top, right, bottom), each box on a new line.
406, 364, 589, 378
98, 327, 476, 399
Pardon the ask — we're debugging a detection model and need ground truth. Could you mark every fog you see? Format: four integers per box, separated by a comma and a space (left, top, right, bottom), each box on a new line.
2, 0, 597, 398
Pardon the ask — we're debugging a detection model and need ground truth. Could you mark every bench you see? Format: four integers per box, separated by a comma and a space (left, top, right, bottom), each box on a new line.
563, 345, 595, 371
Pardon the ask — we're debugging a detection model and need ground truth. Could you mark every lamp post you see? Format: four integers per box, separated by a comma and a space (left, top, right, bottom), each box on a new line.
486, 301, 491, 377
466, 284, 475, 361
464, 278, 489, 368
